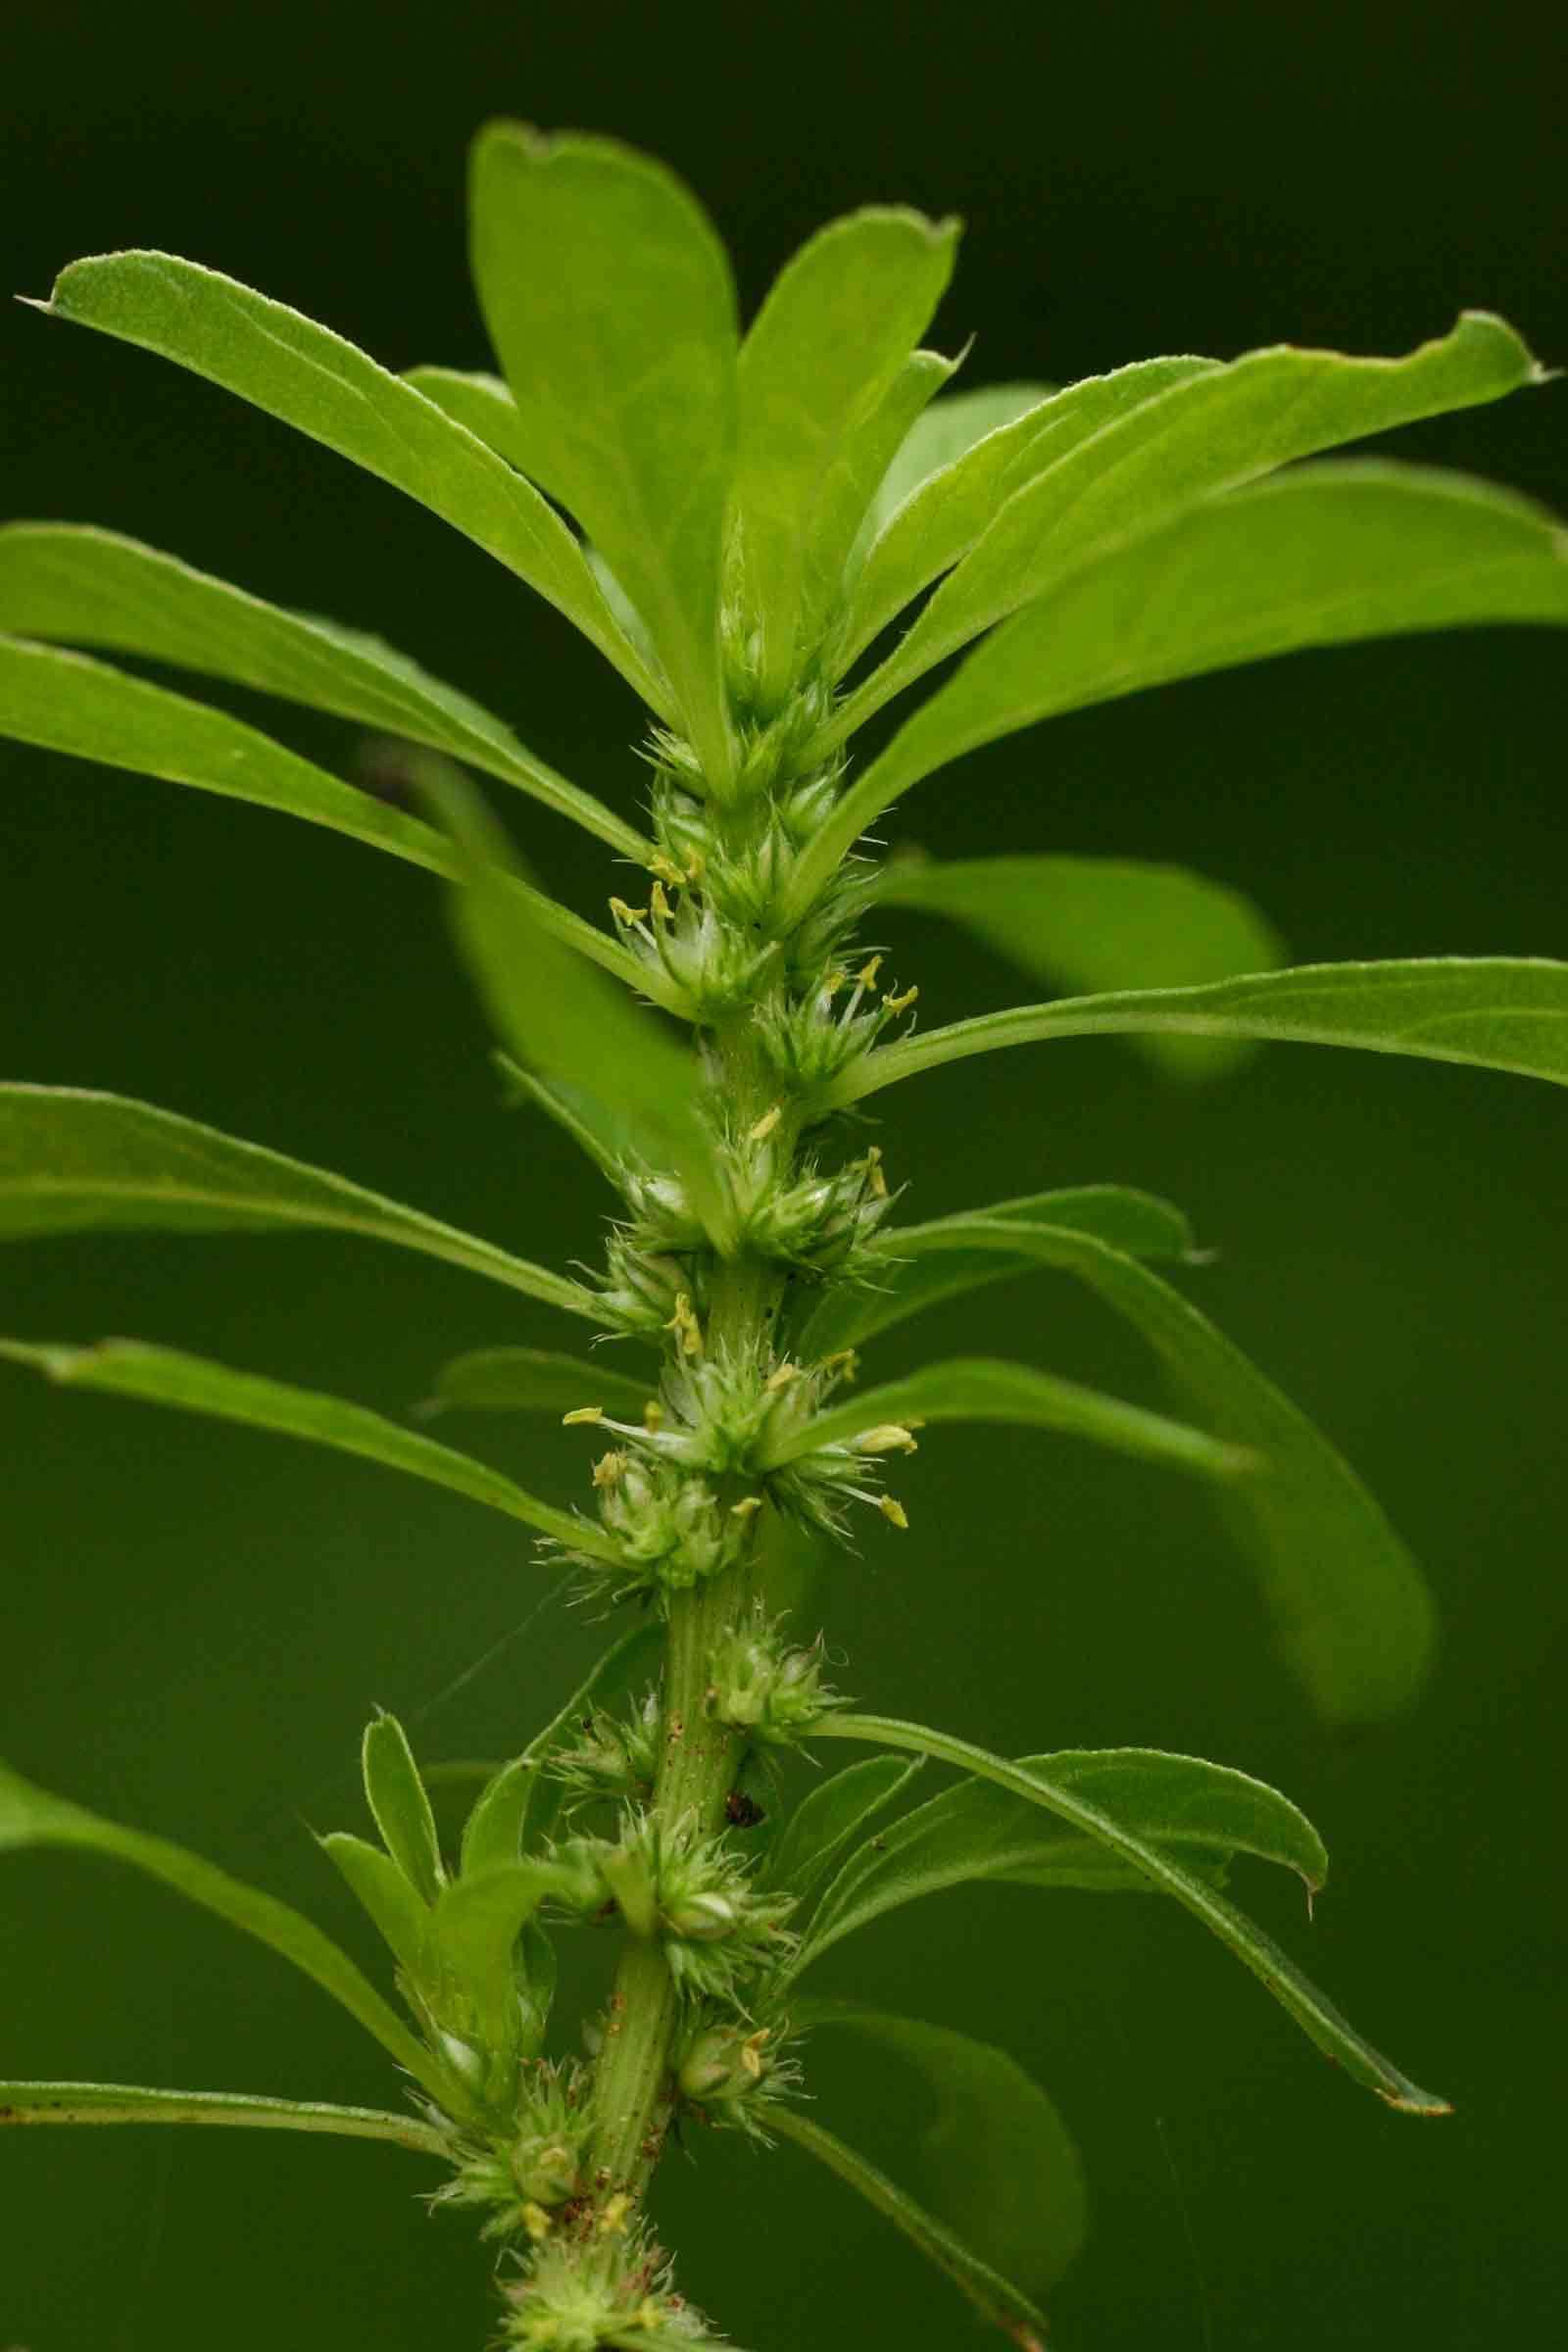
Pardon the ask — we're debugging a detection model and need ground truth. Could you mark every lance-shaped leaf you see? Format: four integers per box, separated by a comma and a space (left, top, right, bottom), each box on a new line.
799, 1184, 1195, 1359
827, 310, 1544, 740
362, 1716, 446, 1905
31, 250, 662, 710
733, 207, 958, 694
318, 1834, 434, 1983
760, 1754, 923, 1902
460, 1619, 664, 1874
817, 1715, 1448, 2114
0, 524, 647, 858
0, 637, 669, 1004
798, 2004, 1088, 2299
421, 1346, 655, 1422
0, 1084, 597, 1321
800, 348, 961, 639
433, 766, 732, 1241
0, 1756, 457, 2112
771, 2106, 1051, 2347
428, 1860, 569, 2055
759, 1354, 1251, 1484
835, 357, 1210, 671
468, 124, 737, 787
0, 1339, 613, 1559
846, 380, 1056, 581
839, 955, 1568, 1106
808, 1212, 1431, 1721
878, 854, 1285, 1077
793, 1748, 1326, 1974
792, 464, 1568, 906
0, 2081, 448, 2154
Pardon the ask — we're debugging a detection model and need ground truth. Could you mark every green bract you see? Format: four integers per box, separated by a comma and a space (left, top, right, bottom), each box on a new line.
3, 119, 1562, 2351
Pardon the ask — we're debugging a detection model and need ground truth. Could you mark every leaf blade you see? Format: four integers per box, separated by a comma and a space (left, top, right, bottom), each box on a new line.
0, 522, 647, 858
761, 1354, 1252, 1483
799, 464, 1568, 902
833, 311, 1544, 734
815, 1213, 1433, 1721
0, 2081, 448, 2154
771, 2105, 1051, 2346
0, 1756, 455, 2110
761, 1754, 923, 1901
363, 1716, 446, 1904
879, 853, 1285, 1077
798, 2004, 1088, 2296
0, 1084, 597, 1321
38, 250, 662, 709
843, 956, 1568, 1104
818, 1715, 1448, 2114
0, 1338, 613, 1559
468, 124, 737, 782
422, 1346, 654, 1421
734, 207, 958, 691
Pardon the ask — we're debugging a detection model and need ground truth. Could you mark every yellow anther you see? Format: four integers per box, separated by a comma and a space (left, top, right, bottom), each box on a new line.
884, 984, 919, 1015
857, 1423, 919, 1455
650, 879, 673, 921
855, 953, 885, 991
665, 1294, 704, 1357
643, 1398, 665, 1433
608, 896, 649, 927
863, 1147, 889, 1200
520, 2201, 554, 2241
684, 847, 706, 883
563, 1405, 605, 1427
764, 1360, 800, 1392
822, 968, 849, 999
740, 2034, 766, 2079
822, 1348, 860, 1382
635, 2301, 663, 2331
730, 1495, 763, 1520
878, 1494, 910, 1531
597, 2192, 633, 2237
649, 852, 686, 888
592, 1449, 627, 1490
747, 1104, 782, 1144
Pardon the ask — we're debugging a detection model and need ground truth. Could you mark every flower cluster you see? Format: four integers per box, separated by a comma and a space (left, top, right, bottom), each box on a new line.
546, 1690, 662, 1812
677, 2011, 802, 2143
500, 2222, 721, 2351
433, 2059, 596, 2242
596, 1810, 797, 2003
706, 1606, 844, 1747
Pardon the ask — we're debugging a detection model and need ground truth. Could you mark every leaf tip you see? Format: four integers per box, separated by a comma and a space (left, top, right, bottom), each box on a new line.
1378, 2084, 1453, 2118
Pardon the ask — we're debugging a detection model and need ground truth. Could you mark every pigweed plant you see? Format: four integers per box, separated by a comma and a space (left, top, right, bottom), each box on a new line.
3, 123, 1567, 2349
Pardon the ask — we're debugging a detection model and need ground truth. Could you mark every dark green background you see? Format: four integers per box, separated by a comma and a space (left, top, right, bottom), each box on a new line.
3, 4, 1564, 2344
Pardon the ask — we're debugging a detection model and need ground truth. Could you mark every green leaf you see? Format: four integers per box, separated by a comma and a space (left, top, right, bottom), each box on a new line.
800, 348, 961, 646
0, 1084, 598, 1322
318, 1833, 433, 1980
734, 207, 958, 693
761, 1754, 923, 1901
0, 1755, 455, 2111
34, 251, 662, 710
842, 954, 1568, 1105
793, 1748, 1326, 1973
794, 463, 1568, 906
0, 523, 646, 858
771, 2106, 1050, 2347
834, 357, 1215, 674
847, 380, 1056, 576
0, 638, 671, 1005
810, 1213, 1432, 1721
460, 1620, 664, 1874
830, 311, 1544, 737
422, 1346, 654, 1421
468, 124, 737, 785
429, 1861, 563, 2054
818, 1716, 1448, 2114
760, 1354, 1252, 1484
0, 1338, 613, 1559
0, 2081, 448, 2154
799, 1184, 1195, 1359
878, 854, 1285, 1077
799, 2003, 1088, 2295
362, 1716, 446, 1904
432, 765, 731, 1241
